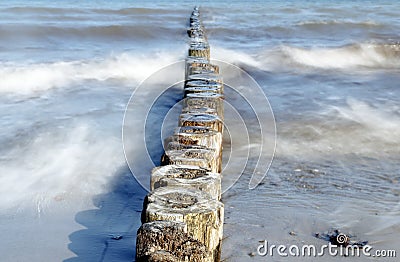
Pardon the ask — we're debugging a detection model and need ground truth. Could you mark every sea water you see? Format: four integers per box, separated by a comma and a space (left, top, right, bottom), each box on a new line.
0, 0, 398, 261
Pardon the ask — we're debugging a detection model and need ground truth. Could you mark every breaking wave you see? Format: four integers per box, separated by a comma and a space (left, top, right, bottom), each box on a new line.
279, 43, 400, 70
277, 98, 400, 158
0, 124, 125, 211
0, 51, 184, 94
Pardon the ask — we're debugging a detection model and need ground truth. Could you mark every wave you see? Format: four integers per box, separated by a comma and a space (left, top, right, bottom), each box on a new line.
0, 51, 184, 94
277, 42, 400, 70
0, 123, 125, 211
212, 46, 263, 68
277, 98, 400, 158
297, 19, 383, 29
211, 43, 400, 72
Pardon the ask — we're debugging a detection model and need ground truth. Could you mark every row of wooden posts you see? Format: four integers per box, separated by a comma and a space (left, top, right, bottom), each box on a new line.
136, 7, 225, 262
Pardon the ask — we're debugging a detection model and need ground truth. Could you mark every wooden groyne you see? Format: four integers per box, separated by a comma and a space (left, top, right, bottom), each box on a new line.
136, 7, 225, 262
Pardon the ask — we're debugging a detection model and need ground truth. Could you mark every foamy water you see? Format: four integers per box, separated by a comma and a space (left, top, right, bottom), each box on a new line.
0, 0, 399, 261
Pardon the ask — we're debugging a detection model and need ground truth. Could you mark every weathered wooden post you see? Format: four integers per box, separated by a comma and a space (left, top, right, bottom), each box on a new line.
135, 7, 225, 261
160, 146, 217, 172
185, 56, 210, 79
150, 165, 221, 200
142, 187, 224, 261
165, 126, 222, 173
187, 63, 219, 76
184, 93, 225, 120
186, 72, 223, 84
188, 42, 211, 60
179, 113, 223, 133
136, 221, 209, 261
184, 86, 222, 98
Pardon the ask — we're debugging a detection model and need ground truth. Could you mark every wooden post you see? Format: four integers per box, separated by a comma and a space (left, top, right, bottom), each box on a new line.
165, 126, 223, 178
185, 56, 210, 79
184, 81, 223, 97
167, 126, 222, 151
187, 63, 219, 76
163, 141, 219, 173
179, 113, 223, 133
150, 165, 221, 200
142, 187, 224, 261
183, 94, 224, 119
160, 147, 218, 173
188, 42, 210, 60
186, 72, 223, 84
185, 79, 223, 91
181, 106, 218, 117
136, 221, 211, 261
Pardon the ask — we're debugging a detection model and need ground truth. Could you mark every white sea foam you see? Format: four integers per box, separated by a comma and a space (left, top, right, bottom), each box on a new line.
333, 98, 400, 139
297, 19, 381, 27
0, 51, 183, 94
212, 46, 263, 68
212, 43, 400, 72
0, 123, 125, 211
277, 98, 400, 158
279, 43, 400, 70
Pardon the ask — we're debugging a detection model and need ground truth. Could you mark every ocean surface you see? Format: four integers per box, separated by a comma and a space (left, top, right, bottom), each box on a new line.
0, 0, 399, 261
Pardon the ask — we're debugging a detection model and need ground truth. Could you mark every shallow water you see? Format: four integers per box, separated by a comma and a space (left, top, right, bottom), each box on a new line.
0, 0, 398, 261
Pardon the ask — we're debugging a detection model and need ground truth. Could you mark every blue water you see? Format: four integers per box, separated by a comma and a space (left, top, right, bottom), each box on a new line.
0, 1, 399, 261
